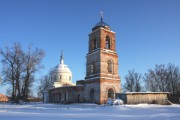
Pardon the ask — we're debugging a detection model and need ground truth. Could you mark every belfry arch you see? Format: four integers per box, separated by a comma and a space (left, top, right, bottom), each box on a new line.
106, 36, 111, 49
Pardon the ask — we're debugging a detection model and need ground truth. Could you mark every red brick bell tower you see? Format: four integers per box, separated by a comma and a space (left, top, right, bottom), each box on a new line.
84, 13, 121, 104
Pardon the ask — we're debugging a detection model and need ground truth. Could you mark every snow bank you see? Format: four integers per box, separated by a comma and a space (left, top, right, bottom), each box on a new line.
0, 102, 179, 120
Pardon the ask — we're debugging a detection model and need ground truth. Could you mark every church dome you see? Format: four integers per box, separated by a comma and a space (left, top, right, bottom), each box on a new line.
94, 21, 110, 28
92, 14, 111, 31
53, 64, 72, 73
51, 52, 72, 88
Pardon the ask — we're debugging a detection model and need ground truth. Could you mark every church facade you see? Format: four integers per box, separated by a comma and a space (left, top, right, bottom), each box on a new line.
44, 16, 121, 104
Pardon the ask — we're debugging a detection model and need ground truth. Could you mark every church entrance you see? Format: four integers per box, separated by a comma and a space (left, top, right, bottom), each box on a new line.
90, 89, 95, 103
108, 88, 115, 99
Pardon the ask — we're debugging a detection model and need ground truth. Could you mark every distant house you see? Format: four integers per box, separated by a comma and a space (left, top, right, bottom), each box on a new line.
0, 93, 9, 102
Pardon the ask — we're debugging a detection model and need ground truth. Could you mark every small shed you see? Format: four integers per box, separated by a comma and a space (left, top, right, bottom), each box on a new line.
0, 93, 9, 102
116, 92, 169, 105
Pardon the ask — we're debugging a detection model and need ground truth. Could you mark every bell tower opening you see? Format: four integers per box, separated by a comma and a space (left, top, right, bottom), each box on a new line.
106, 36, 111, 49
92, 39, 97, 50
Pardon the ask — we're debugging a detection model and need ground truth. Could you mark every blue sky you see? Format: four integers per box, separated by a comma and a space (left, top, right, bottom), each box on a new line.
0, 0, 180, 95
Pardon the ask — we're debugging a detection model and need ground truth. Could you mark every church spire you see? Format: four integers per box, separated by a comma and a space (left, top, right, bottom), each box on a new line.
100, 11, 103, 22
60, 50, 64, 64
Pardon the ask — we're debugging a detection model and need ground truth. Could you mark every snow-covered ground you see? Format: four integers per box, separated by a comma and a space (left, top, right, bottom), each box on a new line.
0, 102, 180, 120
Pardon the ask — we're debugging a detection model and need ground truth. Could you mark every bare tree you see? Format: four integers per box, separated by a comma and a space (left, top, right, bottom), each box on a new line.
145, 65, 167, 92
0, 42, 45, 102
144, 63, 180, 95
166, 63, 180, 95
37, 73, 53, 98
0, 43, 24, 101
22, 46, 45, 101
156, 65, 168, 92
124, 69, 142, 92
13, 43, 25, 101
144, 70, 157, 92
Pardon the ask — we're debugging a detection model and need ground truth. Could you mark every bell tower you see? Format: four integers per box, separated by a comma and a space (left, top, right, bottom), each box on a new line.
84, 13, 121, 104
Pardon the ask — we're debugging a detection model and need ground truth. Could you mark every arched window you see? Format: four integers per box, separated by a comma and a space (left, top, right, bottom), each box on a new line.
107, 60, 113, 73
92, 39, 97, 50
106, 36, 111, 49
90, 64, 94, 74
54, 76, 57, 81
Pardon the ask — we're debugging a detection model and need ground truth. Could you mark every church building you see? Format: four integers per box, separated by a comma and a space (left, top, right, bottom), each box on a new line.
43, 14, 170, 105
44, 15, 121, 104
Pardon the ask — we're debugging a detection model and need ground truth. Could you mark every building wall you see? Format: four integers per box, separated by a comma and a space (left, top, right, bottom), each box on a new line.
49, 86, 84, 103
117, 92, 169, 105
83, 79, 100, 103
51, 71, 72, 85
100, 79, 120, 104
100, 51, 119, 75
86, 51, 100, 78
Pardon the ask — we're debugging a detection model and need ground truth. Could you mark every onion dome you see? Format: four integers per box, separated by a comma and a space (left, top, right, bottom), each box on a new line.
92, 12, 111, 31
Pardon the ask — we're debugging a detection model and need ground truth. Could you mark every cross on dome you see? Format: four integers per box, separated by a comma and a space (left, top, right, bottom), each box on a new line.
100, 11, 103, 22
92, 11, 111, 31
60, 50, 64, 64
